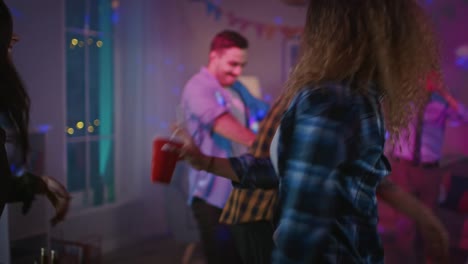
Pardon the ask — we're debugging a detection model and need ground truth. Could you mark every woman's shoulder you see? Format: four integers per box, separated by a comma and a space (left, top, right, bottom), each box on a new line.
288, 82, 355, 113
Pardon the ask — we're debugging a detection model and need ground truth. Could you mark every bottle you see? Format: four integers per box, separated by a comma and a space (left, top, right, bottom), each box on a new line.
39, 247, 49, 264
50, 250, 58, 264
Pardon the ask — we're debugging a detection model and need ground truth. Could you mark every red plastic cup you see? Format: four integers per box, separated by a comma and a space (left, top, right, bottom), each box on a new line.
151, 138, 183, 184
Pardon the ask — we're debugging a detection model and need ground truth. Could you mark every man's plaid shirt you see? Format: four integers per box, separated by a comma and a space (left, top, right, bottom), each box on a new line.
219, 98, 284, 224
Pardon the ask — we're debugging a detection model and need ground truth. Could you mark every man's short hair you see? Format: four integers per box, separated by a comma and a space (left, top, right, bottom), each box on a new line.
210, 30, 249, 52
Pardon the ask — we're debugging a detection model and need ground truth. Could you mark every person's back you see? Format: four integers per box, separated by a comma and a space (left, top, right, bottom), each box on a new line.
272, 83, 390, 262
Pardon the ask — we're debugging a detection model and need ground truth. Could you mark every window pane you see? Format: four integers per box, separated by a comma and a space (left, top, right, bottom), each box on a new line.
90, 0, 114, 32
89, 34, 114, 136
65, 0, 116, 208
67, 142, 87, 192
66, 32, 87, 138
90, 139, 115, 205
89, 0, 99, 31
65, 0, 86, 28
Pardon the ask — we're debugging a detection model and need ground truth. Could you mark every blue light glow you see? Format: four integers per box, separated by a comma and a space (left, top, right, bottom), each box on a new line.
456, 57, 468, 70
9, 7, 23, 19
177, 64, 186, 72
36, 124, 52, 133
112, 11, 119, 24
274, 16, 283, 25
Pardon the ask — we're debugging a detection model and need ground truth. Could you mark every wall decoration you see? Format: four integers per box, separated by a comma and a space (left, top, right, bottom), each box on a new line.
190, 0, 303, 39
282, 35, 300, 82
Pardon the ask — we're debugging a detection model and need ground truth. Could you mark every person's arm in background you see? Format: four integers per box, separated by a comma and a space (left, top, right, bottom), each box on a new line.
182, 79, 256, 147
169, 125, 277, 189
213, 113, 256, 147
426, 70, 465, 117
0, 128, 70, 225
436, 88, 468, 120
171, 93, 282, 187
438, 89, 461, 112
377, 178, 449, 263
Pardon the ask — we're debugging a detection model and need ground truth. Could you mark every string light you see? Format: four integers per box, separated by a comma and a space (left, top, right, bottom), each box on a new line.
70, 38, 102, 49
88, 126, 95, 133
94, 119, 100, 126
76, 121, 84, 129
67, 127, 75, 135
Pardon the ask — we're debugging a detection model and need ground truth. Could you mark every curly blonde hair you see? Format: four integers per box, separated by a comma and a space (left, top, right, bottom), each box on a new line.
280, 0, 441, 143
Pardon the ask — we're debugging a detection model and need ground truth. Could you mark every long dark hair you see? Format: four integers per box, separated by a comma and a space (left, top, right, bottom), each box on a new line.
0, 0, 31, 163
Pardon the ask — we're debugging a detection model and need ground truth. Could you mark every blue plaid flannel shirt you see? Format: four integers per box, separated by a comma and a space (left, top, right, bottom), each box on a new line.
230, 83, 391, 263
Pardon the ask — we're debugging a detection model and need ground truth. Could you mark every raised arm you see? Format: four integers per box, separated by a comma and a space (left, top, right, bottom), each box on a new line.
436, 89, 468, 123
377, 178, 449, 263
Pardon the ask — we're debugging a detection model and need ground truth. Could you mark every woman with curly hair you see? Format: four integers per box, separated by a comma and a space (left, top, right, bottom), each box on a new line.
0, 0, 70, 225
266, 1, 443, 262
268, 2, 442, 262
170, 0, 447, 263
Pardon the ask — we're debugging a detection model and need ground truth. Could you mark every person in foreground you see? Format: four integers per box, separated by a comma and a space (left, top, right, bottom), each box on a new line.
171, 99, 449, 263
171, 0, 448, 263
0, 0, 70, 225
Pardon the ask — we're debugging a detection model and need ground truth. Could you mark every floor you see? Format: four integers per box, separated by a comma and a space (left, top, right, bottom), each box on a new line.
102, 232, 467, 264
102, 238, 205, 264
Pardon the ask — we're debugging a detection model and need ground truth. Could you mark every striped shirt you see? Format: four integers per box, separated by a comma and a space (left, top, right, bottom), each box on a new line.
219, 98, 284, 224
